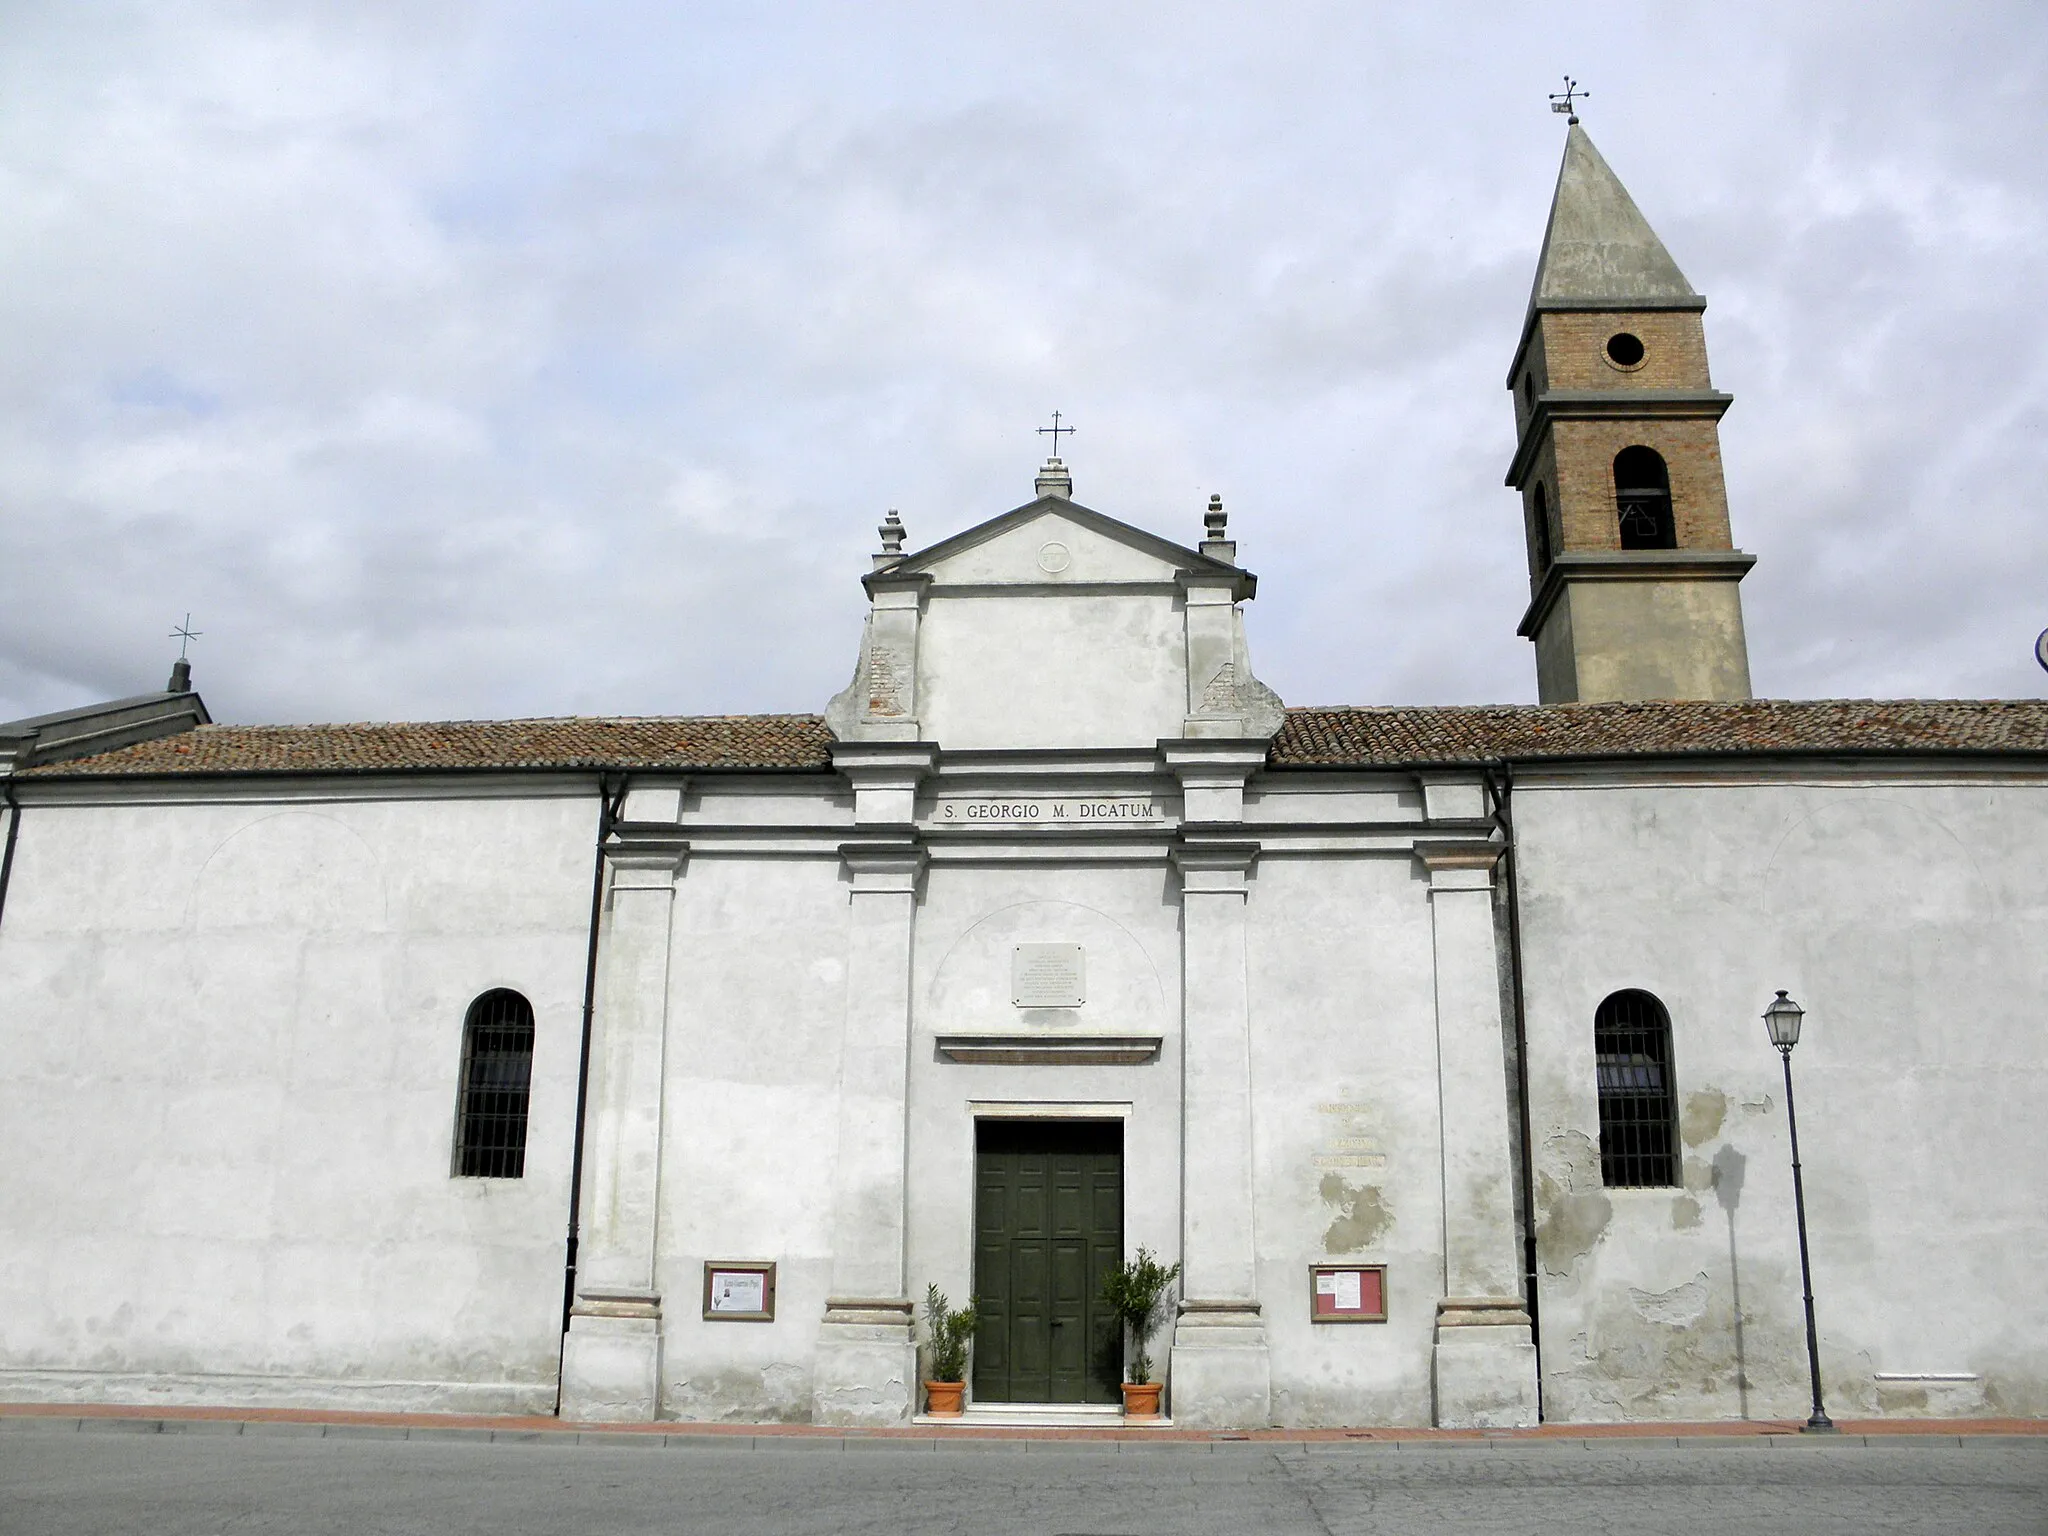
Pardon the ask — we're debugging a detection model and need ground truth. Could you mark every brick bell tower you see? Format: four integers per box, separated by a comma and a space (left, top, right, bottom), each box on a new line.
1505, 120, 1756, 703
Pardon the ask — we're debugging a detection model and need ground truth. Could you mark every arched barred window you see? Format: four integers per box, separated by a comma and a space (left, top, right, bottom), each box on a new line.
1531, 482, 1554, 571
1614, 446, 1676, 549
1593, 989, 1678, 1187
454, 989, 535, 1178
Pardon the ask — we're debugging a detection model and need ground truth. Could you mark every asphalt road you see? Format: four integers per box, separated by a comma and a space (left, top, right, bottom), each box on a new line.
3, 1428, 2043, 1536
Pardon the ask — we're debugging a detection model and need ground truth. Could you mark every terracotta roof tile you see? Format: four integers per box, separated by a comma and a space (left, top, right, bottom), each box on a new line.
22, 699, 2048, 779
1270, 699, 2048, 766
21, 715, 833, 777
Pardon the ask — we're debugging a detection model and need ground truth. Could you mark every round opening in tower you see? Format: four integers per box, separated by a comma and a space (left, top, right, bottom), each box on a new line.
1605, 332, 1646, 368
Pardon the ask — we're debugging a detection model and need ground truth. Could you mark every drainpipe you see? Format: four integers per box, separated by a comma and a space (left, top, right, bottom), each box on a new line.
0, 781, 20, 934
1483, 759, 1543, 1419
556, 772, 628, 1413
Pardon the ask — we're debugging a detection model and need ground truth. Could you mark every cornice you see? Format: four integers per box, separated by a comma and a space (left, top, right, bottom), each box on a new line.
1517, 549, 1758, 638
1505, 388, 1735, 488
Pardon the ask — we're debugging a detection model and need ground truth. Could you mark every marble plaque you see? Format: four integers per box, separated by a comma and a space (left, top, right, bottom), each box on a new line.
1012, 944, 1085, 1008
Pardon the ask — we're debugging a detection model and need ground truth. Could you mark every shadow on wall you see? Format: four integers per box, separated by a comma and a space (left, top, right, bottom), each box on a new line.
1711, 1143, 1748, 1419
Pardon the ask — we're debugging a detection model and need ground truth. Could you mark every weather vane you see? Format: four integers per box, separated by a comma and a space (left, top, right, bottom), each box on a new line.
170, 613, 202, 660
1037, 410, 1074, 458
1549, 76, 1587, 125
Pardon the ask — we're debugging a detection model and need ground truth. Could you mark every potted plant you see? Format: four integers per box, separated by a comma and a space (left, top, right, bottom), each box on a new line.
920, 1283, 977, 1416
1100, 1247, 1182, 1418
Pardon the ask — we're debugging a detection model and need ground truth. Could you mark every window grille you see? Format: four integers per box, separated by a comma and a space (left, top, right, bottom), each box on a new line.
1593, 989, 1678, 1187
1613, 446, 1676, 549
455, 989, 535, 1178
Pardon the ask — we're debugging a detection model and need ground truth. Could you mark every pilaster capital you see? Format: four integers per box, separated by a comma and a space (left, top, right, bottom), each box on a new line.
858, 568, 935, 601
1175, 570, 1257, 604
603, 834, 689, 888
1159, 740, 1269, 777
1413, 839, 1500, 893
1173, 839, 1259, 895
831, 740, 939, 825
1160, 740, 1267, 824
839, 838, 927, 894
829, 740, 939, 777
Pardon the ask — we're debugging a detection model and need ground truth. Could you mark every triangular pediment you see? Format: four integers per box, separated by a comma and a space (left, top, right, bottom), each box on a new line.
876, 495, 1251, 594
831, 489, 1280, 750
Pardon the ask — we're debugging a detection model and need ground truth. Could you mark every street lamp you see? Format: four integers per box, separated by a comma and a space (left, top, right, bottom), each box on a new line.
1763, 990, 1834, 1433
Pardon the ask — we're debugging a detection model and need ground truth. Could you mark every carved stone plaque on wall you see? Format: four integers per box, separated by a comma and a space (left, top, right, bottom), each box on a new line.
1012, 944, 1085, 1008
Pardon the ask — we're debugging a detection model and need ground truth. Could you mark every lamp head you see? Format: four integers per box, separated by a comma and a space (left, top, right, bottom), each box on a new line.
1763, 990, 1804, 1053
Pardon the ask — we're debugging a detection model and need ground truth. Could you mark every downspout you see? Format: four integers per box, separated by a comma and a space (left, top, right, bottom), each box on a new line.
0, 781, 20, 933
1484, 758, 1542, 1419
556, 771, 628, 1413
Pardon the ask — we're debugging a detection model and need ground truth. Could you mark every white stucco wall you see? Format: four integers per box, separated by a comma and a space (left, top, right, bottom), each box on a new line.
1244, 845, 1447, 1427
0, 780, 602, 1412
654, 835, 855, 1422
1515, 766, 2048, 1422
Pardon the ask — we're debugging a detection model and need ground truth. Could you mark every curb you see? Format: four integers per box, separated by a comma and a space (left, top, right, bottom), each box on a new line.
2, 1404, 2042, 1452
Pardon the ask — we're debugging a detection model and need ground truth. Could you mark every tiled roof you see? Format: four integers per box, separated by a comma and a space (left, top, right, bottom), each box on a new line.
19, 699, 2048, 779
1270, 699, 2048, 766
20, 715, 833, 777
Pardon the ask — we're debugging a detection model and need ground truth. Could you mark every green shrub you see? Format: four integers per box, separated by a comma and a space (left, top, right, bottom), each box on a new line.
922, 1283, 978, 1383
1100, 1248, 1182, 1385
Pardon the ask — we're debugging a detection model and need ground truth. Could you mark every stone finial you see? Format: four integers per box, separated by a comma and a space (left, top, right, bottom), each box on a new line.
1200, 493, 1236, 562
871, 509, 909, 572
1034, 458, 1073, 500
167, 658, 192, 694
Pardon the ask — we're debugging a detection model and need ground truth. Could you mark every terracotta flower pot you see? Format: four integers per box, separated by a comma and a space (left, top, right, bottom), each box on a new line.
924, 1379, 966, 1416
1120, 1381, 1163, 1419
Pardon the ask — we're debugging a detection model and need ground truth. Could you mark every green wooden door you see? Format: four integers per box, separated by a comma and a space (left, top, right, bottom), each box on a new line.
972, 1119, 1122, 1404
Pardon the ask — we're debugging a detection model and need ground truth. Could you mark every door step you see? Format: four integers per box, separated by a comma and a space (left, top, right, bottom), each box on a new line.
913, 1403, 1173, 1429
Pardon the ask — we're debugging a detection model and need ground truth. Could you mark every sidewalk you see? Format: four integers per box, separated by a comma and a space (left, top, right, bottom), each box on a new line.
3, 1401, 2041, 1450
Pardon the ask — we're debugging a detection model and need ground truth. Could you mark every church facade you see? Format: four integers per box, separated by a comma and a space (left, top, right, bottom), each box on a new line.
2, 127, 2044, 1430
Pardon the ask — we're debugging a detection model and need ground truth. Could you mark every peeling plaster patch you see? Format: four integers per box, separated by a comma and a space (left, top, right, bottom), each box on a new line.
1535, 1129, 1611, 1278
1679, 1089, 1727, 1146
1318, 1173, 1394, 1253
669, 1366, 811, 1423
1670, 1195, 1703, 1229
1629, 1275, 1709, 1327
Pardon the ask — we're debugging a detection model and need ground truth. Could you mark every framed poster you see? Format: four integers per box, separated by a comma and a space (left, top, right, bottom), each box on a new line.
1309, 1263, 1387, 1323
702, 1261, 777, 1322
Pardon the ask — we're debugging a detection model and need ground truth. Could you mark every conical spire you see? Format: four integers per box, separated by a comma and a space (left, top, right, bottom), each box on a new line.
1527, 123, 1700, 314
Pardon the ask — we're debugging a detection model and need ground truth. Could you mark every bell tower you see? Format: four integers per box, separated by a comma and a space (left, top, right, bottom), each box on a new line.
1505, 122, 1756, 703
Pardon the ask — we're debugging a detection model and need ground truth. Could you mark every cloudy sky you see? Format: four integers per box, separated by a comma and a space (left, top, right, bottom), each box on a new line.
3, 2, 2045, 726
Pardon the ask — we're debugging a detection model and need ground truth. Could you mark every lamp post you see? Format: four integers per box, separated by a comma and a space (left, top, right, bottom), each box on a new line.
1763, 990, 1834, 1433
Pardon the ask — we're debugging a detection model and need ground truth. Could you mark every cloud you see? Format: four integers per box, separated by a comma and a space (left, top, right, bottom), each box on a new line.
3, 1, 2045, 725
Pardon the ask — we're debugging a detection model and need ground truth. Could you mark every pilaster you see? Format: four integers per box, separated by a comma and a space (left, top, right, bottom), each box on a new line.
1415, 839, 1538, 1428
825, 570, 933, 742
1161, 740, 1268, 824
811, 838, 926, 1426
559, 833, 688, 1421
830, 741, 939, 827
1168, 838, 1271, 1428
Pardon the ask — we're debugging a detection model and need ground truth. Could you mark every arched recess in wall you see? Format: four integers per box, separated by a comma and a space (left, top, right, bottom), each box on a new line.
1614, 447, 1676, 549
1531, 483, 1553, 570
454, 989, 536, 1178
1593, 989, 1678, 1187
